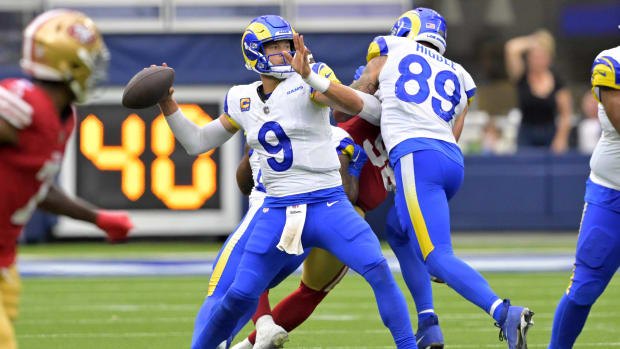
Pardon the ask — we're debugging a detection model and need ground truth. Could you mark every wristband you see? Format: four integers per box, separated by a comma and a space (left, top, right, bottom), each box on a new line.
303, 71, 331, 93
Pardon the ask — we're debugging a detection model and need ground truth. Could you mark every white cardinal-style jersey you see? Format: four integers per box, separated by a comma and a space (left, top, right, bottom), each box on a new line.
226, 63, 342, 197
589, 46, 620, 190
366, 35, 476, 153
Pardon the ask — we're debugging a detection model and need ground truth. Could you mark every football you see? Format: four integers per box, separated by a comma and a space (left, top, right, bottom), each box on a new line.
122, 66, 175, 109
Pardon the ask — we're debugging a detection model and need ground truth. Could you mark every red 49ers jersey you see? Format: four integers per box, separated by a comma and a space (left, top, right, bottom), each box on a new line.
338, 116, 395, 212
0, 78, 75, 267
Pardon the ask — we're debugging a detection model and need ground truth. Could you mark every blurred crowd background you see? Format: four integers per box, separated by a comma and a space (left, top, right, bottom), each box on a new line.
1, 0, 619, 239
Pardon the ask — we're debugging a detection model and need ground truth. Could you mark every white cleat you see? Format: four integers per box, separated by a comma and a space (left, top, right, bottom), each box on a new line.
216, 340, 228, 349
254, 323, 288, 349
230, 338, 253, 349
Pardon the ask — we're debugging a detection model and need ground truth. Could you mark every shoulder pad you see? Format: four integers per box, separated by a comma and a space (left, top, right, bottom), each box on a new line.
367, 36, 389, 63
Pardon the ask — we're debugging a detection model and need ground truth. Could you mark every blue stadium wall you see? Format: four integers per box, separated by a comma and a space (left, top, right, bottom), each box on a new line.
105, 33, 377, 86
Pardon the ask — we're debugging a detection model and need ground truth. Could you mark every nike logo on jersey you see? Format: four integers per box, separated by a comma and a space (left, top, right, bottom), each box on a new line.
352, 152, 360, 163
326, 201, 339, 207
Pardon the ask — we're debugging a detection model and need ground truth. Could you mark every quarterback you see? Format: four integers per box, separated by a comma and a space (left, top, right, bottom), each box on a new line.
158, 14, 418, 349
193, 125, 366, 349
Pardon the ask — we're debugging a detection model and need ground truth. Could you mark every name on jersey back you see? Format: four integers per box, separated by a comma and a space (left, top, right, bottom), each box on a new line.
415, 42, 456, 71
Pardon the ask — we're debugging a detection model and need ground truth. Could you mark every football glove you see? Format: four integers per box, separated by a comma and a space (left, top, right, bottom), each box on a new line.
95, 210, 133, 243
348, 143, 368, 178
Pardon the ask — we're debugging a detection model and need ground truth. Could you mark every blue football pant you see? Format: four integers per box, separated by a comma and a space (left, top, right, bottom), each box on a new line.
191, 203, 307, 348
549, 202, 620, 348
393, 150, 502, 316
193, 196, 417, 349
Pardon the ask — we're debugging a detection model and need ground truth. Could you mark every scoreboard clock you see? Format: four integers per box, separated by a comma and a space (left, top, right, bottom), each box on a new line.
56, 87, 242, 237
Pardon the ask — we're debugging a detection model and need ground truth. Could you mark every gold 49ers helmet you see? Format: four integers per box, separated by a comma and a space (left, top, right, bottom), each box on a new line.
20, 9, 109, 103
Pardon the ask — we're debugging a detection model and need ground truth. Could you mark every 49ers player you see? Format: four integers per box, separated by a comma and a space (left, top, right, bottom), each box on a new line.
0, 10, 133, 348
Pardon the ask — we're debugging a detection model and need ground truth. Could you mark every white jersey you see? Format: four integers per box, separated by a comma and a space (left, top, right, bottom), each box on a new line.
367, 35, 476, 153
248, 125, 354, 201
589, 46, 620, 190
226, 65, 343, 197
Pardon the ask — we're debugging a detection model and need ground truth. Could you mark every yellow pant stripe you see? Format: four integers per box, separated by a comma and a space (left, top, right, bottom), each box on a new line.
207, 203, 261, 297
566, 203, 588, 295
400, 153, 435, 259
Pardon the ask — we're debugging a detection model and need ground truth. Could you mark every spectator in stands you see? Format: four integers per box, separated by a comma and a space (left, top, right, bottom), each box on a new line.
481, 118, 502, 155
577, 90, 601, 154
505, 29, 573, 153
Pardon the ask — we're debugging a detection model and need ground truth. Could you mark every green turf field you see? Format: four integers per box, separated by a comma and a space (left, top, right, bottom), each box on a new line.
15, 273, 620, 349
14, 236, 620, 348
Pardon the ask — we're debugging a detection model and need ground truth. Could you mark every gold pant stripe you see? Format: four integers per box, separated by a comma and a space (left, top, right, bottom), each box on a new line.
207, 203, 261, 297
401, 153, 435, 259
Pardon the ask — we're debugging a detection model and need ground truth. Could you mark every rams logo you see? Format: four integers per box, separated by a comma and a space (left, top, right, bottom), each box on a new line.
240, 98, 251, 111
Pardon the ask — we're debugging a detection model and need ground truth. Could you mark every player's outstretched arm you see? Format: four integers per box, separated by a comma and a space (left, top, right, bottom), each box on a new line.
158, 87, 238, 156
333, 60, 385, 124
38, 184, 133, 242
283, 33, 381, 119
236, 145, 254, 197
600, 87, 620, 134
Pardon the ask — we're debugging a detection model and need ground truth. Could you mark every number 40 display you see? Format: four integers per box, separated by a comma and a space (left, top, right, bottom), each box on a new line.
80, 104, 217, 210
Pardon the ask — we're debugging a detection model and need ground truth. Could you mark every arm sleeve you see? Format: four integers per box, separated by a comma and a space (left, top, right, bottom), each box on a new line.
355, 90, 382, 126
164, 109, 234, 156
